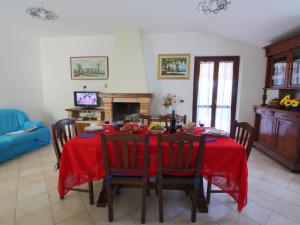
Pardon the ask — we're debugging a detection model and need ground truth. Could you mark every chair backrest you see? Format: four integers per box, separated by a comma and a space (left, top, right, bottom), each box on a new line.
159, 114, 187, 126
125, 113, 152, 125
101, 132, 150, 177
157, 133, 205, 177
230, 120, 255, 160
51, 119, 77, 161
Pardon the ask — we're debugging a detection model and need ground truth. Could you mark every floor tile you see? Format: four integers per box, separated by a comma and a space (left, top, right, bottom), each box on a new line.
16, 192, 50, 218
266, 212, 300, 225
241, 200, 272, 225
274, 199, 300, 224
15, 207, 54, 225
56, 212, 94, 225
248, 186, 280, 210
17, 180, 47, 201
51, 191, 86, 224
0, 194, 16, 224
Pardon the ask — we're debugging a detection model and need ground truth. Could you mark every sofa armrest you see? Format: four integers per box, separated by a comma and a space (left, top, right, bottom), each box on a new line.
23, 121, 45, 129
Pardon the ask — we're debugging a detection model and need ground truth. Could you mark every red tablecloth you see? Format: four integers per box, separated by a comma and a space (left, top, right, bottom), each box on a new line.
58, 127, 248, 212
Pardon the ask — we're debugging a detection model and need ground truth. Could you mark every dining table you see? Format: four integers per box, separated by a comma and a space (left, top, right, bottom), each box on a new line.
58, 125, 248, 212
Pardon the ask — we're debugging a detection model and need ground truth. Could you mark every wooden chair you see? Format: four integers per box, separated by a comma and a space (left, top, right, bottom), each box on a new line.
158, 114, 187, 126
51, 118, 94, 205
206, 120, 255, 204
101, 132, 150, 224
125, 113, 152, 125
157, 132, 206, 223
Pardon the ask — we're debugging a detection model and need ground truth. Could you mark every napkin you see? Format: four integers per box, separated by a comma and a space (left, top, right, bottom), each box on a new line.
79, 133, 96, 138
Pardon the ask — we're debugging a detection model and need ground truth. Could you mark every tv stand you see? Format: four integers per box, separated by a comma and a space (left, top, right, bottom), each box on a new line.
65, 107, 105, 134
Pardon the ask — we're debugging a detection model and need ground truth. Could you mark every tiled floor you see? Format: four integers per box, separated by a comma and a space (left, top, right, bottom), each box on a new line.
1, 145, 300, 225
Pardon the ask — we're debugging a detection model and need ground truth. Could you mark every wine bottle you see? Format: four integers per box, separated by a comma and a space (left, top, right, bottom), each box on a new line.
170, 110, 177, 134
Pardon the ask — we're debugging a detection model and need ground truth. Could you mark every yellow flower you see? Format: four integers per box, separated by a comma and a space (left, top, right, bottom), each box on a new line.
292, 100, 299, 107
280, 95, 290, 105
284, 99, 293, 107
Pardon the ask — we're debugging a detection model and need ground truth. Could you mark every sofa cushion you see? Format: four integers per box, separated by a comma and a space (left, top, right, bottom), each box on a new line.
0, 109, 29, 135
0, 136, 11, 151
0, 132, 37, 152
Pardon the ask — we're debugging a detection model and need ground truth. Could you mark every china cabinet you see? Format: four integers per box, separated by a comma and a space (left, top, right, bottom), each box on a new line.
255, 34, 300, 172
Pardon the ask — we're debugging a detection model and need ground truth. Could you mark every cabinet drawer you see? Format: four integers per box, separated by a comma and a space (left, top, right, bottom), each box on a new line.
256, 108, 273, 116
275, 112, 300, 121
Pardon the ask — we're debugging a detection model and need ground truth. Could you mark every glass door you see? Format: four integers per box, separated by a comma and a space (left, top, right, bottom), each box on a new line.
271, 55, 288, 87
193, 57, 239, 134
289, 50, 300, 87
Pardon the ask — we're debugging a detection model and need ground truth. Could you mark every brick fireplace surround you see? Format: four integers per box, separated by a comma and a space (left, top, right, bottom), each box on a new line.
101, 93, 153, 121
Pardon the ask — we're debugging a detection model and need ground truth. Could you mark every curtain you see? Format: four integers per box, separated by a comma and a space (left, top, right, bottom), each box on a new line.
215, 61, 233, 132
196, 61, 214, 127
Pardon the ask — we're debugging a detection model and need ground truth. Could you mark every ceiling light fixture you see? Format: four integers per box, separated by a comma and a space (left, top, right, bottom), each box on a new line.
198, 0, 231, 14
26, 1, 58, 21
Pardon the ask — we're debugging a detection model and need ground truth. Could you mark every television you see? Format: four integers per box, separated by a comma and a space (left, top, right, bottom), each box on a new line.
74, 91, 100, 108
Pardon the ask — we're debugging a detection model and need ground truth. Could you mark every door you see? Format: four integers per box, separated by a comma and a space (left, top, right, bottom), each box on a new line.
192, 56, 239, 134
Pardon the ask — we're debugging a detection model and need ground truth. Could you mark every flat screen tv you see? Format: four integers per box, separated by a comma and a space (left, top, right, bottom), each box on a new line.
74, 91, 100, 108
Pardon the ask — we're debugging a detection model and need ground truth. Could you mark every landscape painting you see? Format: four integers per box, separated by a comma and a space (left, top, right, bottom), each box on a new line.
157, 54, 190, 80
70, 56, 108, 80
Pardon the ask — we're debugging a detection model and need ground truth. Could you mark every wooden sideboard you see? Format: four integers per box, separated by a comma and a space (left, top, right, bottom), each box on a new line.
254, 106, 300, 171
65, 107, 105, 134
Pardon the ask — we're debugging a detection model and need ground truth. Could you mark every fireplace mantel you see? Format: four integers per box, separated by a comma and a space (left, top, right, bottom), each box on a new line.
101, 93, 153, 121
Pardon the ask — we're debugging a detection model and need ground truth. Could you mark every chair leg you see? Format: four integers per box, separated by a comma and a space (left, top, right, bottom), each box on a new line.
191, 186, 198, 223
115, 184, 120, 195
185, 185, 190, 196
141, 182, 147, 224
88, 182, 94, 205
158, 181, 164, 223
147, 177, 151, 196
107, 181, 113, 222
206, 182, 211, 205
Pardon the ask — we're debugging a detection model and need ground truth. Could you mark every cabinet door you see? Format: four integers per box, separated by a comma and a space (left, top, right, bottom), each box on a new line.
256, 114, 274, 149
269, 53, 289, 88
288, 49, 300, 88
274, 118, 300, 162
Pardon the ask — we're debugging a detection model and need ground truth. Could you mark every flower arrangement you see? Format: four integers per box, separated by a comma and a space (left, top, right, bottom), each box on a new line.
162, 93, 177, 108
280, 95, 300, 110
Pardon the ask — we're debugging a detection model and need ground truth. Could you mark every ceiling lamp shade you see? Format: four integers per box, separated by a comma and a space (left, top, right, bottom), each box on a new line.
26, 6, 58, 21
198, 0, 231, 14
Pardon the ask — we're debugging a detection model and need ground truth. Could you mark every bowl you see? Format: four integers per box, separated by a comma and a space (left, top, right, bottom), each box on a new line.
149, 128, 166, 135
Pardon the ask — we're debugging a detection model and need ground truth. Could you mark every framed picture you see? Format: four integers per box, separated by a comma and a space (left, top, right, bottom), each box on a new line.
157, 54, 191, 80
70, 56, 109, 80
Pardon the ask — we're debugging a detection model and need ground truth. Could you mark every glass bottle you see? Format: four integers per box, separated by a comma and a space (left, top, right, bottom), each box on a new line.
170, 110, 177, 134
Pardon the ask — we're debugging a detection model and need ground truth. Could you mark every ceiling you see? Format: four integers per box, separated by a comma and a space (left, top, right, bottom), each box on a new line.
1, 0, 300, 47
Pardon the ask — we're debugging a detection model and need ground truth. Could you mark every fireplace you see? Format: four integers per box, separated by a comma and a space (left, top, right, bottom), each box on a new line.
101, 93, 153, 122
113, 102, 140, 121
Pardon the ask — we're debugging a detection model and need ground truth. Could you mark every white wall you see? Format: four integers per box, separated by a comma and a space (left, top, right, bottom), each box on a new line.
0, 27, 44, 121
40, 32, 266, 125
107, 28, 148, 93
40, 35, 114, 124
143, 32, 266, 124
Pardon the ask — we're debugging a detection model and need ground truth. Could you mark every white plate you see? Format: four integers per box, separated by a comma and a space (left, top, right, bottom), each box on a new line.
205, 128, 226, 135
84, 125, 104, 132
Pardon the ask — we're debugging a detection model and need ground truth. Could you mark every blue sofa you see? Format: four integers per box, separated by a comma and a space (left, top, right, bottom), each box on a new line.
0, 109, 51, 163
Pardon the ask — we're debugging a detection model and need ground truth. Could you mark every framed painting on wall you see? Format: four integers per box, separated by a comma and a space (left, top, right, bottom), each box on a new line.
157, 54, 191, 80
70, 56, 109, 80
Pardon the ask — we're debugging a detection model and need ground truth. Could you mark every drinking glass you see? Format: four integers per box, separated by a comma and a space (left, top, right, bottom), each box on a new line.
199, 120, 205, 128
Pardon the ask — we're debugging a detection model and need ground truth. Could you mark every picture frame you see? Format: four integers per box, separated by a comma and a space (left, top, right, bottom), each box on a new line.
70, 56, 109, 80
157, 54, 191, 80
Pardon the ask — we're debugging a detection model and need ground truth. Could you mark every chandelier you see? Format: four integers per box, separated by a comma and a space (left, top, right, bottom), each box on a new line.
26, 2, 58, 21
198, 0, 231, 14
